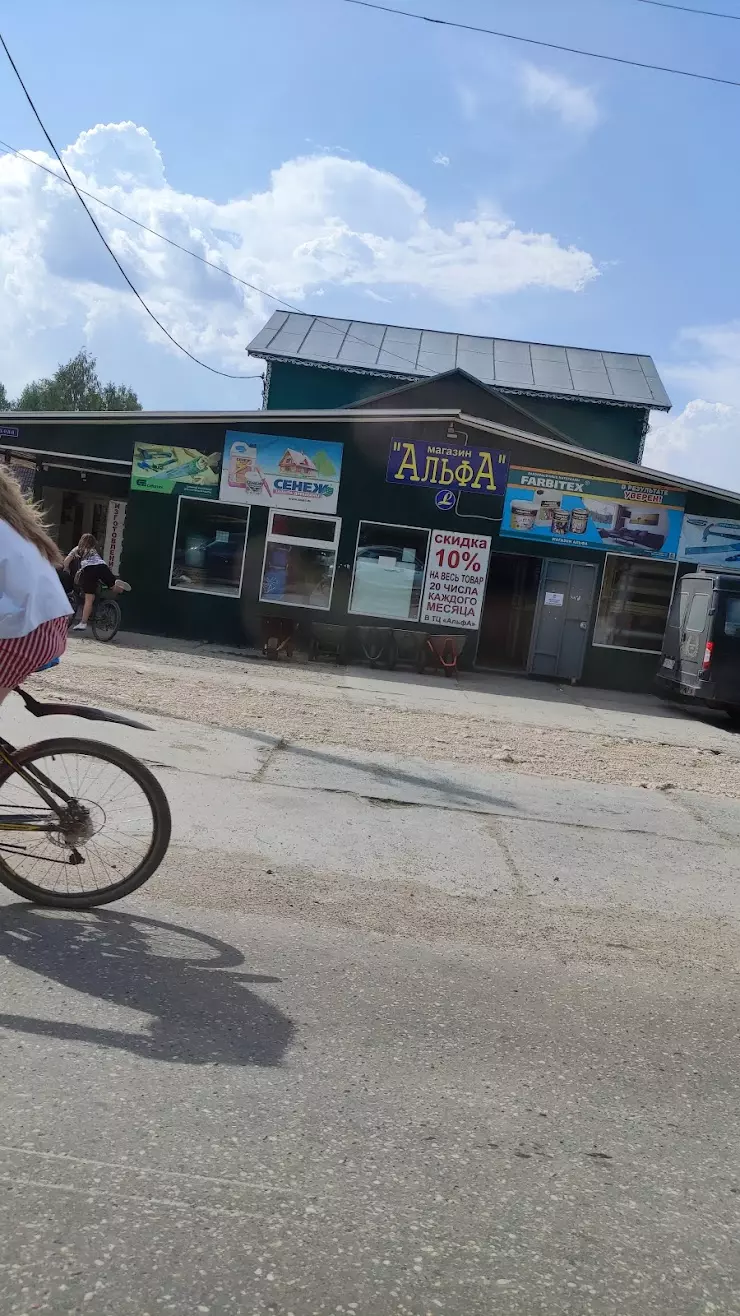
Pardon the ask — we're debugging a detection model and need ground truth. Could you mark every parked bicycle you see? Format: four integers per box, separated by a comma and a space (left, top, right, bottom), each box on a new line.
0, 664, 171, 908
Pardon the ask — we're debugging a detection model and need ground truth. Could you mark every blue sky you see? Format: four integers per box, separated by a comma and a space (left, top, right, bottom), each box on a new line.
1, 0, 740, 485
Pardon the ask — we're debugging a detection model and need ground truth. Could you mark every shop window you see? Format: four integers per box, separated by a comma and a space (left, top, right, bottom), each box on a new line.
348, 521, 430, 622
260, 510, 340, 610
593, 555, 676, 653
170, 498, 248, 597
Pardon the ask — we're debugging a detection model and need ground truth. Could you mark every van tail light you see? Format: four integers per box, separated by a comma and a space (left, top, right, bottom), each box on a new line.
702, 641, 714, 670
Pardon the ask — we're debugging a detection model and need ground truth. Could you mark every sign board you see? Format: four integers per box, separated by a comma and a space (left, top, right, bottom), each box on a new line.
0, 426, 19, 439
420, 530, 492, 630
678, 515, 740, 572
220, 431, 343, 514
103, 499, 127, 576
386, 438, 509, 497
501, 466, 685, 559
544, 591, 564, 607
131, 442, 220, 499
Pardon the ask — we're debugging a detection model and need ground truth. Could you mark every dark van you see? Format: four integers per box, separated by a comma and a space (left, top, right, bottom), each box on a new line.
657, 570, 740, 723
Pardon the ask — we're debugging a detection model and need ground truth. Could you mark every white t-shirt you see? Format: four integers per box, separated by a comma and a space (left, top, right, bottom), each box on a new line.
0, 520, 72, 639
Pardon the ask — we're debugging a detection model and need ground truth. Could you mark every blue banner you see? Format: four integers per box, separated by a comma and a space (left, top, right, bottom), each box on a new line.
501, 466, 685, 559
386, 438, 509, 497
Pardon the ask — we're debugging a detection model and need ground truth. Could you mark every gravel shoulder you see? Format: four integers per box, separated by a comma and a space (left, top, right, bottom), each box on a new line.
30, 635, 740, 799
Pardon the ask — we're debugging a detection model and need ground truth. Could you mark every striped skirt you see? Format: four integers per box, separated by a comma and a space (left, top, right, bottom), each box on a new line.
0, 615, 69, 689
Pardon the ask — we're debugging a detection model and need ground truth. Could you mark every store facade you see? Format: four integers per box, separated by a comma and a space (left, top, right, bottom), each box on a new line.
3, 407, 740, 692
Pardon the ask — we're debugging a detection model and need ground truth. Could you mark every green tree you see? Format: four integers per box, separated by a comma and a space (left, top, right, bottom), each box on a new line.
13, 350, 142, 412
312, 450, 337, 478
0, 382, 10, 411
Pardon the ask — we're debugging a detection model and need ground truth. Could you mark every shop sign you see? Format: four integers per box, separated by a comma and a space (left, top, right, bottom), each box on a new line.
103, 499, 127, 575
130, 441, 220, 499
678, 515, 740, 573
0, 426, 19, 438
386, 439, 509, 496
220, 431, 343, 514
501, 466, 685, 559
420, 530, 492, 630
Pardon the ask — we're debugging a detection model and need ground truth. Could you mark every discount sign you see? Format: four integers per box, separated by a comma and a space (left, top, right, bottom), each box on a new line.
420, 531, 492, 630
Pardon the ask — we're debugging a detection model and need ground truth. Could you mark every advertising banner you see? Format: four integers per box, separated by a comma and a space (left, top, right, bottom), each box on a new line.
501, 466, 685, 559
220, 431, 343, 514
420, 530, 492, 630
386, 438, 509, 497
103, 499, 127, 575
130, 442, 220, 499
678, 515, 740, 572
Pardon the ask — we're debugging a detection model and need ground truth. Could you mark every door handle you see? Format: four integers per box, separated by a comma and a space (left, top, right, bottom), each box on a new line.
579, 621, 587, 630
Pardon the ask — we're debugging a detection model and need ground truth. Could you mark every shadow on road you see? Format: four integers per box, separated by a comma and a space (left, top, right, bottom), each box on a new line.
0, 905, 295, 1067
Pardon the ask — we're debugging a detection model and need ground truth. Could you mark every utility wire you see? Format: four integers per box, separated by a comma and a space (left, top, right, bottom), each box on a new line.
0, 136, 432, 378
0, 31, 261, 380
636, 0, 740, 20
336, 0, 740, 87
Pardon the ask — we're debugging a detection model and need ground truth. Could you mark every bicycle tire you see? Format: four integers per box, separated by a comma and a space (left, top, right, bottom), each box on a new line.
92, 598, 121, 643
0, 738, 171, 908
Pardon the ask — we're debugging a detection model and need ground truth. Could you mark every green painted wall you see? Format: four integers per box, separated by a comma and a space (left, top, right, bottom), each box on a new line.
264, 360, 649, 462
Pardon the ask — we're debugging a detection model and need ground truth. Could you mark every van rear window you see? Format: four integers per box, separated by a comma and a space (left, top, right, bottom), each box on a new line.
724, 597, 740, 638
685, 592, 710, 633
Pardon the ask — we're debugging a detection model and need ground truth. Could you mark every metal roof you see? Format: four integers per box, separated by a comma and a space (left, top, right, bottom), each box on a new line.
247, 311, 671, 410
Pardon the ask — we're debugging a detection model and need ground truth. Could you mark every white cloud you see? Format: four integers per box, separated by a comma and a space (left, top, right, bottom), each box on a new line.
643, 323, 740, 494
520, 65, 600, 132
432, 153, 450, 167
0, 121, 598, 400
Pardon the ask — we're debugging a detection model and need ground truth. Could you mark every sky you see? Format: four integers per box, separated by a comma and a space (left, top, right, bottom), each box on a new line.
1, 0, 740, 488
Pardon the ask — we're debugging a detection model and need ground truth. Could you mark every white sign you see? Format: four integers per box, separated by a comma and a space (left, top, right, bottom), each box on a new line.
420, 531, 492, 631
220, 430, 343, 515
103, 499, 127, 576
678, 515, 740, 573
545, 591, 565, 607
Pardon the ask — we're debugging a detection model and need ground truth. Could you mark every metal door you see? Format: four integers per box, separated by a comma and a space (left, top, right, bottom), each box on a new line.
527, 559, 598, 681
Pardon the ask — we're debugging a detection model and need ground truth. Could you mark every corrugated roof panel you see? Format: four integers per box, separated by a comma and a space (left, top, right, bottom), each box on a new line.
607, 369, 653, 404
532, 360, 573, 393
249, 311, 288, 352
298, 319, 351, 362
494, 339, 532, 366
570, 370, 614, 398
246, 312, 671, 408
417, 330, 458, 374
494, 359, 535, 388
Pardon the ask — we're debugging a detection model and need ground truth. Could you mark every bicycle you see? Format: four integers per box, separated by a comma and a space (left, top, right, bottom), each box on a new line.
0, 667, 171, 909
66, 585, 122, 643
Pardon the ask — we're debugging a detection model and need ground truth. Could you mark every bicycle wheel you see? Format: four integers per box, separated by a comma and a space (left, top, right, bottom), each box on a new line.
0, 738, 171, 908
92, 598, 121, 643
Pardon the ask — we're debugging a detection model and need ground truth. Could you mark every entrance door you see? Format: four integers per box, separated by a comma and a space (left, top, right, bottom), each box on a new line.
527, 559, 598, 681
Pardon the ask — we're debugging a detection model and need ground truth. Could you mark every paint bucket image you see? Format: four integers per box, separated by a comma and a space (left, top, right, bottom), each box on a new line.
568, 507, 589, 535
510, 500, 538, 531
536, 497, 561, 527
552, 508, 571, 535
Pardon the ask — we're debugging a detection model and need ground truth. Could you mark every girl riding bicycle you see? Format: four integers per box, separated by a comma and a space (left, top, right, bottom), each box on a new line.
0, 466, 71, 700
63, 533, 131, 632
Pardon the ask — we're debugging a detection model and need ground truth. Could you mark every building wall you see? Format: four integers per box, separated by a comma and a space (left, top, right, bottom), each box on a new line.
264, 360, 649, 463
13, 415, 740, 696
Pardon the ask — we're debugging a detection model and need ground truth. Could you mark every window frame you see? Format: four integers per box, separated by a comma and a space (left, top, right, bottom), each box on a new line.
347, 519, 432, 623
168, 495, 250, 599
259, 508, 341, 611
591, 552, 678, 655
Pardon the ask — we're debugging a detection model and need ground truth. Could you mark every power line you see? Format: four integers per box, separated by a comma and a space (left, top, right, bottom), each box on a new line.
336, 0, 740, 87
0, 136, 433, 379
0, 31, 262, 380
636, 0, 740, 20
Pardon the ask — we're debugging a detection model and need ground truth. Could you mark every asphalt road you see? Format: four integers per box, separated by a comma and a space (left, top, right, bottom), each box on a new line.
0, 700, 738, 1315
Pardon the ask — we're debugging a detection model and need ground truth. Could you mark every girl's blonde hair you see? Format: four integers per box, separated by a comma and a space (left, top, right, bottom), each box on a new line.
0, 466, 61, 566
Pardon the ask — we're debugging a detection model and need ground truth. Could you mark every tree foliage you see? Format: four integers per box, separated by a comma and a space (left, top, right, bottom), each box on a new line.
1, 351, 141, 412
